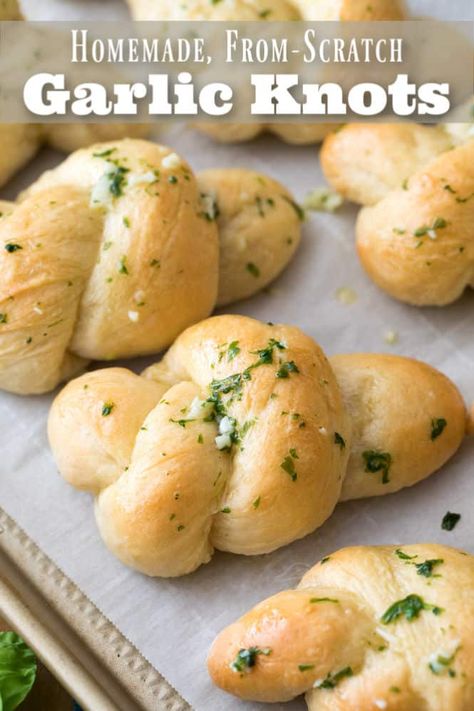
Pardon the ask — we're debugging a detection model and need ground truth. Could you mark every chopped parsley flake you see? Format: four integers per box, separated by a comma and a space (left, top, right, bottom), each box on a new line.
101, 402, 114, 417
282, 195, 305, 221
246, 262, 260, 278
0, 313, 7, 324
230, 647, 271, 673
118, 256, 129, 275
310, 597, 339, 604
315, 667, 353, 689
276, 361, 300, 379
93, 148, 117, 158
4, 243, 22, 252
381, 594, 443, 624
441, 511, 461, 531
108, 164, 129, 197
431, 418, 447, 440
298, 664, 315, 672
169, 418, 195, 428
414, 217, 448, 240
252, 496, 261, 509
227, 341, 240, 361
415, 559, 444, 578
395, 549, 417, 561
334, 432, 346, 449
363, 450, 392, 484
281, 450, 298, 481
252, 338, 286, 365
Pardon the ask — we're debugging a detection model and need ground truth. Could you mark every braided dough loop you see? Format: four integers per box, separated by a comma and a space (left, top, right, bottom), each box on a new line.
356, 140, 474, 306
209, 544, 474, 709
49, 315, 350, 576
0, 140, 301, 394
48, 315, 467, 577
0, 139, 218, 393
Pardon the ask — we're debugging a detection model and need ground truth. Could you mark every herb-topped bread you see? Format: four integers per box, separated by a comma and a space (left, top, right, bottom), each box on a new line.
0, 140, 301, 394
209, 544, 474, 709
321, 124, 474, 306
48, 315, 469, 577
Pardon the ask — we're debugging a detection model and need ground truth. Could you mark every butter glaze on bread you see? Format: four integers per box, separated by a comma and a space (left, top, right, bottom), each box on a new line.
209, 544, 474, 709
0, 141, 301, 394
48, 315, 468, 577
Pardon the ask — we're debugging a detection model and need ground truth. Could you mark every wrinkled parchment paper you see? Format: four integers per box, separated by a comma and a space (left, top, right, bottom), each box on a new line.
0, 1, 473, 709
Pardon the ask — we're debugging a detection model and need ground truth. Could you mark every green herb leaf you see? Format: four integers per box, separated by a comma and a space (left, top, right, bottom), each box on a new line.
415, 558, 443, 578
4, 243, 22, 253
395, 549, 417, 561
315, 666, 353, 690
101, 402, 114, 417
309, 597, 339, 604
431, 418, 447, 440
280, 454, 297, 482
441, 511, 461, 531
227, 341, 240, 361
252, 338, 286, 366
0, 632, 37, 711
334, 432, 345, 449
276, 361, 300, 379
246, 262, 260, 278
282, 195, 305, 221
108, 164, 129, 197
230, 647, 271, 673
298, 664, 315, 672
362, 450, 392, 484
381, 594, 442, 624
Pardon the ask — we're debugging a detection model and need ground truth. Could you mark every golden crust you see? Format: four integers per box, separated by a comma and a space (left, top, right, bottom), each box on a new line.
331, 354, 467, 500
320, 124, 453, 206
356, 140, 474, 306
49, 314, 351, 576
198, 169, 302, 306
0, 139, 218, 393
48, 315, 467, 577
209, 544, 474, 709
0, 141, 300, 395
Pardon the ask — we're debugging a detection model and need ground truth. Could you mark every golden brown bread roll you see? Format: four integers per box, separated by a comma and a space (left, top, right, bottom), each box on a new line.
320, 124, 474, 305
209, 544, 474, 709
0, 140, 301, 395
48, 315, 469, 577
320, 124, 454, 207
356, 140, 474, 306
127, 0, 404, 145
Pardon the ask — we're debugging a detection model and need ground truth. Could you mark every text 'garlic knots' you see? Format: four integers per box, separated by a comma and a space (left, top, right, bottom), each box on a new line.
127, 0, 404, 145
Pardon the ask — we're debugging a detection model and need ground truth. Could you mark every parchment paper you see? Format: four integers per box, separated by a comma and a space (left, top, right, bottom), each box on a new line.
1, 1, 473, 710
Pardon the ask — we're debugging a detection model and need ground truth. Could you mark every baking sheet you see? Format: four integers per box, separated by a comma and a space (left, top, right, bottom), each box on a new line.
1, 2, 474, 710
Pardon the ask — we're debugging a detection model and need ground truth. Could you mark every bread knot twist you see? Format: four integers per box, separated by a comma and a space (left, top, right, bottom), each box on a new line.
321, 124, 474, 305
209, 544, 474, 710
0, 140, 301, 394
48, 315, 467, 577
